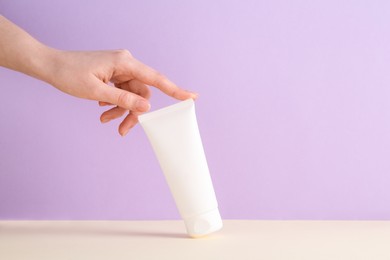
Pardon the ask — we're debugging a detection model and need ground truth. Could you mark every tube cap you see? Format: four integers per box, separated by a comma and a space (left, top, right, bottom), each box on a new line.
184, 208, 223, 238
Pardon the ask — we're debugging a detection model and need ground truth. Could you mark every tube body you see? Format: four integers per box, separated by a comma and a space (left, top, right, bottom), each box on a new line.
138, 99, 222, 237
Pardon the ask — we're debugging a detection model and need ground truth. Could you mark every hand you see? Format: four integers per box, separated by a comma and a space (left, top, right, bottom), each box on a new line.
0, 16, 197, 136
45, 49, 197, 136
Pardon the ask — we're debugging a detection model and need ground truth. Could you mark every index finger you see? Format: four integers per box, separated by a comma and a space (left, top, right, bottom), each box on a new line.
129, 58, 197, 100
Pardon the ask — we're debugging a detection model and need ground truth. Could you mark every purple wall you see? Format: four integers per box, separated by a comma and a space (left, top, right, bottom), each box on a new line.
1, 0, 390, 220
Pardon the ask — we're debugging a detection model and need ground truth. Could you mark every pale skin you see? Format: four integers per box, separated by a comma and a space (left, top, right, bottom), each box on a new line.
0, 15, 197, 136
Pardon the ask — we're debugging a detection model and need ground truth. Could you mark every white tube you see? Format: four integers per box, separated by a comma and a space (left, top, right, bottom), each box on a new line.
138, 99, 223, 238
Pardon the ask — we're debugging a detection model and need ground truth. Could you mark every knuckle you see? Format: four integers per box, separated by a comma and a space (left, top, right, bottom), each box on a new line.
117, 49, 132, 58
152, 72, 166, 86
113, 49, 133, 66
171, 90, 179, 98
117, 91, 133, 109
144, 87, 152, 99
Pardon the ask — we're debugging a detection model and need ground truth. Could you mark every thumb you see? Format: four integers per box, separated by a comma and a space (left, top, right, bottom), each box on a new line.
98, 83, 150, 112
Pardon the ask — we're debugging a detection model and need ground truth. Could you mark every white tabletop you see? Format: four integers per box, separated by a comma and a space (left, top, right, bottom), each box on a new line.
1, 220, 389, 260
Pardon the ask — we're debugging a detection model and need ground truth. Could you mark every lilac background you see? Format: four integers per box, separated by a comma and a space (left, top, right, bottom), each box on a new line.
1, 0, 390, 220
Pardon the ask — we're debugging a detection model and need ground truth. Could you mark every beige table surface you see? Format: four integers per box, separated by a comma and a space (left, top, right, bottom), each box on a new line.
0, 220, 389, 260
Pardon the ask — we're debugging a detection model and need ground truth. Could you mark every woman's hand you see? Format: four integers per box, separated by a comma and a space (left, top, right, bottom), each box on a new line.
46, 49, 197, 136
0, 15, 197, 136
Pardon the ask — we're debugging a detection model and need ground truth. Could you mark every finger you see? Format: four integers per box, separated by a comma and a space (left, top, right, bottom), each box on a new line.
118, 80, 151, 100
98, 101, 114, 106
100, 106, 127, 123
97, 81, 151, 112
119, 112, 139, 136
129, 59, 197, 100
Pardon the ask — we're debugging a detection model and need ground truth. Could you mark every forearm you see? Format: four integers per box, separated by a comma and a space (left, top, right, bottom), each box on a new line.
0, 15, 57, 83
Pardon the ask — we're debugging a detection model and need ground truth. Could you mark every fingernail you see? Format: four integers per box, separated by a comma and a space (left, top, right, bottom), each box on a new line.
136, 99, 151, 112
191, 92, 199, 99
101, 117, 111, 123
121, 129, 129, 137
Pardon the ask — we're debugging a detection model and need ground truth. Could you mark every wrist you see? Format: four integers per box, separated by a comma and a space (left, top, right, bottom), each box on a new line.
27, 44, 63, 85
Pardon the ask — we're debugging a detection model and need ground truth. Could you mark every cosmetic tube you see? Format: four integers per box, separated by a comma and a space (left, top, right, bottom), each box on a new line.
138, 99, 223, 238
